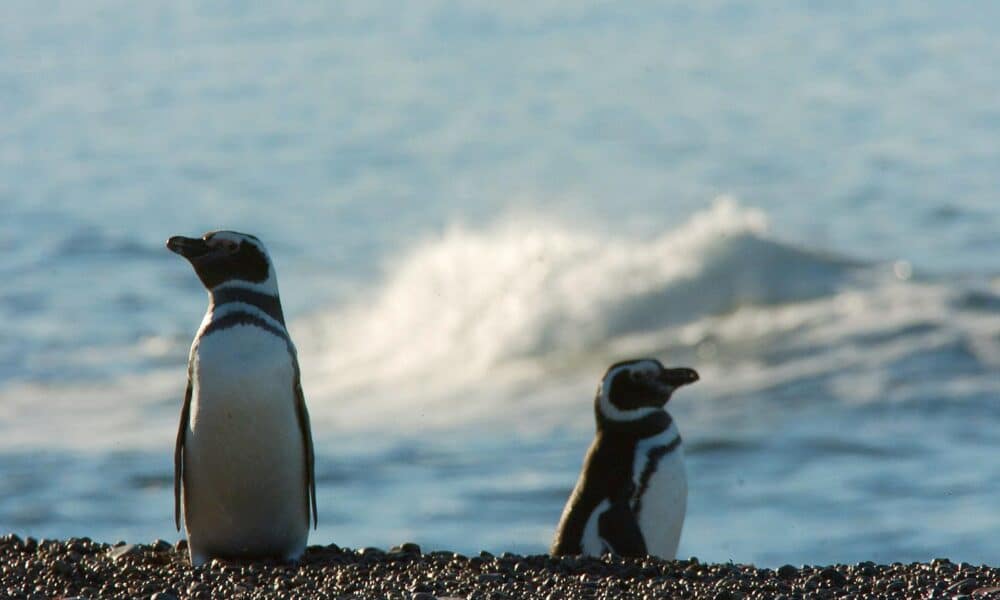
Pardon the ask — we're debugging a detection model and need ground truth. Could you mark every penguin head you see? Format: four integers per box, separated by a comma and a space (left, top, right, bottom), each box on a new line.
167, 230, 276, 292
596, 358, 699, 422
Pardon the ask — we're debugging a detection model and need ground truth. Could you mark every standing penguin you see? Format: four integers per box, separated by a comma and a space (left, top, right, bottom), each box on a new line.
167, 230, 317, 566
552, 359, 698, 558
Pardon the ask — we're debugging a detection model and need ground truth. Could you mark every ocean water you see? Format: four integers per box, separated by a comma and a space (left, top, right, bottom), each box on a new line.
1, 2, 999, 567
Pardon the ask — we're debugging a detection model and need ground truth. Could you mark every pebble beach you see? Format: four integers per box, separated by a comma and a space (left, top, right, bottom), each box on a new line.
3, 535, 999, 600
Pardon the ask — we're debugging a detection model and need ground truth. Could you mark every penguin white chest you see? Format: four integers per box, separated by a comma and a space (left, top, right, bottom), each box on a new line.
632, 426, 687, 559
184, 325, 308, 563
191, 327, 299, 448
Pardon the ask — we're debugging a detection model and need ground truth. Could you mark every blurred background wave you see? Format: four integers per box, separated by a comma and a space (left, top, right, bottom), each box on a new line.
1, 1, 998, 566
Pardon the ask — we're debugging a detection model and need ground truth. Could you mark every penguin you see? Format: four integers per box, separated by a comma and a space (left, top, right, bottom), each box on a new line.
551, 358, 698, 559
167, 230, 317, 566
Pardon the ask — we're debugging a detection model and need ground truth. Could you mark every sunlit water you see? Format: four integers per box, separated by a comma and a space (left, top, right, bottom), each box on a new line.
1, 2, 999, 567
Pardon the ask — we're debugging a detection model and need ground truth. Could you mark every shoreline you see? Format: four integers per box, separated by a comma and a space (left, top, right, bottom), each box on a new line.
2, 535, 998, 599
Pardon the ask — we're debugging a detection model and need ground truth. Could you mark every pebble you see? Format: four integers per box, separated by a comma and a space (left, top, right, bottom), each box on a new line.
948, 577, 979, 594
50, 559, 73, 577
821, 566, 848, 587
1, 537, 998, 599
777, 564, 798, 579
108, 544, 140, 561
390, 542, 422, 555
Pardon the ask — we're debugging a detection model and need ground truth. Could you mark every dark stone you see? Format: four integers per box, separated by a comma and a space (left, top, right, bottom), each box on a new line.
947, 578, 979, 595
819, 567, 847, 587
391, 543, 422, 555
804, 574, 822, 590
777, 565, 798, 580
51, 560, 73, 577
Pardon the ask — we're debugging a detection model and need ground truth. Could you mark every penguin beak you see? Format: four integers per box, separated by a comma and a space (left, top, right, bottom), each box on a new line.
166, 236, 212, 260
659, 367, 699, 388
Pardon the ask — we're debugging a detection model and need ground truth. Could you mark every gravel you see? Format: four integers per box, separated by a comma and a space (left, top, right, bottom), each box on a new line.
3, 534, 1000, 599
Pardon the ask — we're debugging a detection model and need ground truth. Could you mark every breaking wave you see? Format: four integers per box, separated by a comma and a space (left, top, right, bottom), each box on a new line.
5, 200, 998, 441
295, 199, 998, 430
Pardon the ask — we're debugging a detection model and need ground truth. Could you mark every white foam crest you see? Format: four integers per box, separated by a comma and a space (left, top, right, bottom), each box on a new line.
297, 199, 855, 428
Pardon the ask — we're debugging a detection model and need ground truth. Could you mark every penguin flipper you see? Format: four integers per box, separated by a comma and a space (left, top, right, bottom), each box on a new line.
598, 500, 647, 557
174, 376, 192, 531
293, 371, 318, 529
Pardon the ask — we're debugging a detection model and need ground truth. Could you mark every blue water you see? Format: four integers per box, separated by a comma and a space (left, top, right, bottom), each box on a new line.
1, 2, 999, 567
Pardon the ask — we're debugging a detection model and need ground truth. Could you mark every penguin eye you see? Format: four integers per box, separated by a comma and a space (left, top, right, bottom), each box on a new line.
220, 240, 239, 253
